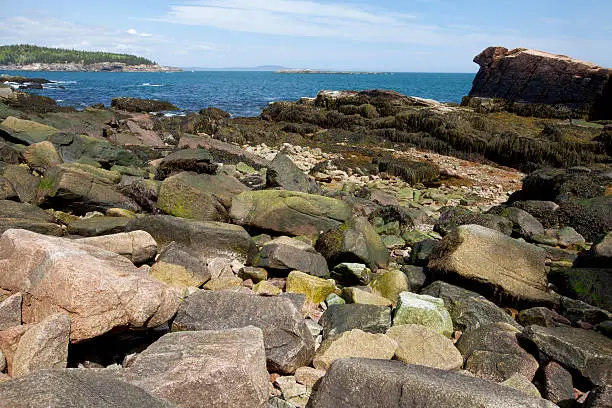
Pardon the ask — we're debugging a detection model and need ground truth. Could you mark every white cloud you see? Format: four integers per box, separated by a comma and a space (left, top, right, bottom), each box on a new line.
127, 28, 153, 37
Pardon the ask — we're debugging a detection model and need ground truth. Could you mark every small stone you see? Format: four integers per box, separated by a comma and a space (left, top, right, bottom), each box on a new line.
386, 324, 463, 370
275, 376, 308, 400
343, 287, 392, 307
238, 266, 268, 283
331, 263, 371, 286
369, 269, 410, 305
203, 276, 242, 291
325, 293, 345, 306
313, 329, 398, 370
286, 271, 337, 304
252, 280, 282, 296
382, 235, 406, 249
393, 292, 453, 337
295, 366, 326, 388
500, 373, 541, 398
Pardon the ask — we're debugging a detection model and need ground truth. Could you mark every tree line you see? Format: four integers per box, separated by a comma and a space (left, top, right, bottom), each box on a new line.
0, 44, 155, 65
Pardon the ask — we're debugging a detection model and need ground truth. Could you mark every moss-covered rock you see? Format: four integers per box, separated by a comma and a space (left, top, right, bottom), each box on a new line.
0, 116, 58, 145
393, 291, 454, 337
286, 271, 337, 304
369, 269, 409, 305
23, 141, 63, 173
230, 190, 351, 239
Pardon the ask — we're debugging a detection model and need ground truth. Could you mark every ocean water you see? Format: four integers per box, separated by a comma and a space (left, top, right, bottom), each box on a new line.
2, 70, 475, 117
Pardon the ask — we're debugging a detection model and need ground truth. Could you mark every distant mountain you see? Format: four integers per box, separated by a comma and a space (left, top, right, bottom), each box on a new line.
184, 65, 288, 71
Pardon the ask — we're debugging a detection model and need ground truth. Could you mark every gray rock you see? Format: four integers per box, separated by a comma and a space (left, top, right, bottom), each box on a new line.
124, 327, 269, 408
230, 190, 351, 239
522, 325, 612, 386
512, 200, 559, 229
456, 322, 539, 382
306, 358, 557, 408
541, 361, 574, 405
319, 304, 391, 340
560, 297, 611, 326
266, 152, 321, 194
0, 200, 63, 236
400, 265, 427, 291
409, 239, 437, 266
428, 225, 551, 304
67, 216, 131, 237
331, 263, 371, 286
172, 290, 314, 374
435, 206, 513, 236
549, 267, 612, 312
75, 230, 157, 264
0, 369, 176, 408
393, 292, 453, 337
584, 385, 612, 408
155, 148, 217, 180
421, 281, 520, 333
386, 324, 463, 370
149, 241, 210, 287
0, 292, 22, 330
2, 164, 38, 204
126, 215, 257, 264
577, 231, 612, 268
494, 207, 545, 239
517, 307, 571, 328
315, 217, 389, 270
256, 236, 329, 277
500, 373, 541, 398
12, 313, 70, 377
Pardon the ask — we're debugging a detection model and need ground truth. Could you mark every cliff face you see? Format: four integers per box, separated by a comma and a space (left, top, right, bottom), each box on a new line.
467, 46, 612, 119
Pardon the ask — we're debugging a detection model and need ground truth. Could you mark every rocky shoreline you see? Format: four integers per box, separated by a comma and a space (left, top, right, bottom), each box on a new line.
0, 46, 610, 408
0, 62, 182, 72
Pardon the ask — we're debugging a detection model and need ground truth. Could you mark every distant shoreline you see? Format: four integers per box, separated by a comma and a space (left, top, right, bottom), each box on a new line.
0, 62, 182, 72
276, 69, 391, 75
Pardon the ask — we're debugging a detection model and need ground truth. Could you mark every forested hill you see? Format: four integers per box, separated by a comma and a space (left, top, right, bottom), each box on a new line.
0, 44, 155, 65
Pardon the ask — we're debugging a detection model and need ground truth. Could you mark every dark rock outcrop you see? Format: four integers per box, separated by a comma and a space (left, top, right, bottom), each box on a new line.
111, 97, 178, 113
465, 46, 612, 119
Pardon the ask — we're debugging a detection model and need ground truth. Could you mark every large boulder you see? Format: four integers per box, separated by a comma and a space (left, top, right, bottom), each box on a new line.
420, 281, 520, 333
149, 242, 210, 289
306, 358, 557, 408
549, 267, 612, 312
11, 313, 70, 377
456, 322, 539, 382
386, 324, 463, 370
231, 190, 351, 239
0, 369, 176, 408
2, 164, 39, 204
23, 141, 63, 173
522, 325, 612, 386
266, 152, 321, 194
315, 216, 389, 270
0, 116, 58, 145
172, 290, 314, 374
312, 329, 397, 370
155, 148, 217, 180
126, 215, 256, 264
74, 230, 157, 264
466, 46, 612, 120
0, 292, 22, 330
0, 200, 63, 236
124, 327, 269, 408
392, 292, 453, 337
40, 165, 140, 214
49, 132, 139, 167
435, 206, 513, 236
0, 229, 179, 342
428, 225, 551, 304
67, 216, 131, 237
255, 236, 329, 277
319, 304, 391, 340
157, 172, 248, 222
111, 97, 178, 113
576, 231, 612, 268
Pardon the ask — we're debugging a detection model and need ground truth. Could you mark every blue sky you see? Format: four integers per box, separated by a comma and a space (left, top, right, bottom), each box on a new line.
1, 0, 611, 72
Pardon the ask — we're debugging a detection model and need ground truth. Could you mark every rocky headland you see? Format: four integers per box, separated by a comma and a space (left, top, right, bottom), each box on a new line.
0, 46, 610, 408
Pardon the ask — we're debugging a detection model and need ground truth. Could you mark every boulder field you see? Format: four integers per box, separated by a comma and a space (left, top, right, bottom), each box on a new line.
0, 50, 611, 407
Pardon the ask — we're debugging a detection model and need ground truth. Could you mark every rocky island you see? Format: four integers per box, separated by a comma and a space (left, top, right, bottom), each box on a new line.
0, 46, 610, 408
0, 44, 181, 72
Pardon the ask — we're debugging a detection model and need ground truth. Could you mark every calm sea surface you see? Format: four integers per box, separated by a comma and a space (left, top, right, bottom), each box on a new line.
2, 70, 475, 117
